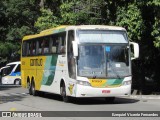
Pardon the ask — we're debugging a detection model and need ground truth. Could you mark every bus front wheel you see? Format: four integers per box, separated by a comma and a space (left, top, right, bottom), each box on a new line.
60, 84, 70, 103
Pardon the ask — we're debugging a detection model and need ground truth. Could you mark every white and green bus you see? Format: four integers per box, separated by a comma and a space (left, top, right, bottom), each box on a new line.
21, 25, 139, 102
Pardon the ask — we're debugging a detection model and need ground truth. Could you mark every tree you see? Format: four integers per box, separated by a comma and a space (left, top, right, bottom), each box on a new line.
0, 0, 40, 65
34, 8, 59, 32
149, 1, 160, 48
116, 3, 144, 41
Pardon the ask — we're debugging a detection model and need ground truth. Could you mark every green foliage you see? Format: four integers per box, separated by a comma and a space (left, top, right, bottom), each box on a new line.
59, 0, 105, 25
0, 42, 19, 63
152, 17, 160, 48
6, 26, 34, 41
0, 0, 40, 65
60, 1, 78, 25
116, 3, 144, 41
35, 8, 59, 32
149, 0, 160, 48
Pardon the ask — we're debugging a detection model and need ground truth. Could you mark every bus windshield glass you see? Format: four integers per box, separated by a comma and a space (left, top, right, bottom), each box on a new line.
78, 30, 128, 43
77, 44, 130, 79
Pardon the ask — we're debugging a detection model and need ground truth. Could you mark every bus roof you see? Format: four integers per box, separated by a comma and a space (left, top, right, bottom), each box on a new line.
22, 25, 126, 41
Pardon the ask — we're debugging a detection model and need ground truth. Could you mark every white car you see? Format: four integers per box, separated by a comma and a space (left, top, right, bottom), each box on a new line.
0, 61, 21, 85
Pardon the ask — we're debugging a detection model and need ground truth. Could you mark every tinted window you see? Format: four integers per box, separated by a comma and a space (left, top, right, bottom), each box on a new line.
15, 64, 21, 73
22, 32, 66, 56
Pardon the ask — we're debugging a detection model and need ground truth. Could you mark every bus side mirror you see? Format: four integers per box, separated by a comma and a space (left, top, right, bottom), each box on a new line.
72, 41, 78, 57
130, 42, 139, 60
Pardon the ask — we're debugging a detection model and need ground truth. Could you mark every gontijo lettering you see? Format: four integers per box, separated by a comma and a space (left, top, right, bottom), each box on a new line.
30, 59, 43, 66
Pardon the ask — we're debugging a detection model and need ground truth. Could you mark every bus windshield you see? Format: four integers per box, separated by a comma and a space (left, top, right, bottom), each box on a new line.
77, 44, 131, 79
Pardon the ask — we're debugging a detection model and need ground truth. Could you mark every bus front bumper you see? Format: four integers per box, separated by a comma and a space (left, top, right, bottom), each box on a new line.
75, 84, 131, 98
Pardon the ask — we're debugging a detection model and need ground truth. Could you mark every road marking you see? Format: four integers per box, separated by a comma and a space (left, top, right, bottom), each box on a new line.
10, 108, 17, 111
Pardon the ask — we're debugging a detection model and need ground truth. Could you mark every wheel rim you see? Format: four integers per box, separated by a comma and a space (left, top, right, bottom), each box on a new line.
15, 80, 19, 85
27, 82, 30, 89
32, 83, 35, 94
62, 86, 66, 98
61, 85, 67, 100
27, 82, 32, 95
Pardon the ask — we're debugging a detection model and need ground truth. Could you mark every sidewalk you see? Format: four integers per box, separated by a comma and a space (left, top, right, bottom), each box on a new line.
130, 89, 160, 100
130, 95, 160, 100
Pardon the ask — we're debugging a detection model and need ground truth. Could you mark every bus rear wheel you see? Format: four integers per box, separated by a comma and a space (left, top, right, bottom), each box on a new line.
31, 81, 38, 96
27, 82, 32, 95
60, 84, 70, 103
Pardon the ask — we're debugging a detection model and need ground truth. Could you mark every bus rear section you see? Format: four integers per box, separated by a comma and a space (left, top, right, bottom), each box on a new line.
0, 61, 21, 85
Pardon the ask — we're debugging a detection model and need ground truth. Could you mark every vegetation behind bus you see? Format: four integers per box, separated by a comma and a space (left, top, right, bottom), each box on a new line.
0, 0, 159, 94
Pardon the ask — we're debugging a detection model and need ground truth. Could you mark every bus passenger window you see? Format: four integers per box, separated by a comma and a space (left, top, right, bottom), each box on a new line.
60, 36, 66, 54
22, 42, 27, 56
29, 42, 33, 56
51, 37, 58, 54
38, 40, 43, 55
43, 40, 49, 54
57, 37, 62, 54
26, 42, 30, 56
32, 41, 36, 55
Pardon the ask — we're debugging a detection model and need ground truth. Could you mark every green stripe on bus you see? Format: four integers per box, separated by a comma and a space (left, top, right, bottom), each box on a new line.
41, 55, 58, 86
53, 28, 65, 34
107, 79, 123, 86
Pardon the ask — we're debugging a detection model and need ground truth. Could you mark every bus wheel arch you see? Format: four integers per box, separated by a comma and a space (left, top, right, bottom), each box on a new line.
60, 79, 70, 103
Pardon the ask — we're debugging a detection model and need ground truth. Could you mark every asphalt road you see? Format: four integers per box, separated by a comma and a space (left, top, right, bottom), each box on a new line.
0, 85, 160, 120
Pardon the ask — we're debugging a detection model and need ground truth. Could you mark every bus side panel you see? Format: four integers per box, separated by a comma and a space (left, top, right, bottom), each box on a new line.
21, 57, 45, 89
40, 55, 57, 85
39, 55, 69, 95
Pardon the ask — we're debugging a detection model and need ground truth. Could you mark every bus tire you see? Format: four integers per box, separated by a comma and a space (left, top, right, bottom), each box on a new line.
31, 81, 37, 96
105, 97, 115, 103
27, 82, 32, 95
60, 83, 70, 103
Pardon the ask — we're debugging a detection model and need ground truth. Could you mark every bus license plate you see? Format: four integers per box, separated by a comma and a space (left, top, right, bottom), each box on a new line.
102, 90, 110, 94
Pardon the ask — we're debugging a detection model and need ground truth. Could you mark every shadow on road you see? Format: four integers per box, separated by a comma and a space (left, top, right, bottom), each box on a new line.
0, 85, 27, 104
0, 94, 27, 104
37, 92, 139, 105
0, 85, 22, 91
70, 97, 139, 105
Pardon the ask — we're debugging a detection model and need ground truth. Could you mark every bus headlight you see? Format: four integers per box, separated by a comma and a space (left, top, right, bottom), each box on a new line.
122, 80, 132, 86
77, 80, 91, 86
